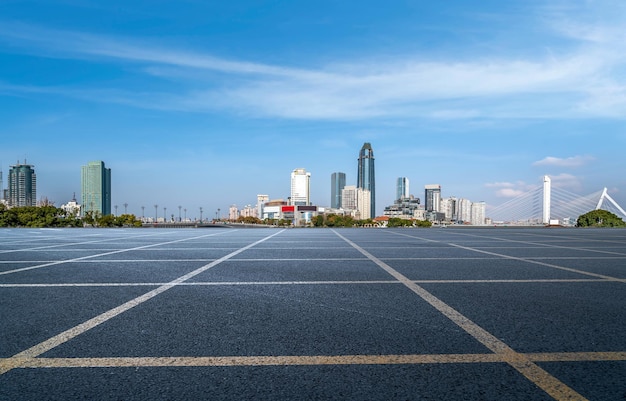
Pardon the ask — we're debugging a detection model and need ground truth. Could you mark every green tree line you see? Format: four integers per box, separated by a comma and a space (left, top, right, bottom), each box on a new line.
0, 205, 142, 228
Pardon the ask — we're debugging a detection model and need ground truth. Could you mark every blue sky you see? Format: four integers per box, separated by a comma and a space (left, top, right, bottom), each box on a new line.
1, 0, 625, 219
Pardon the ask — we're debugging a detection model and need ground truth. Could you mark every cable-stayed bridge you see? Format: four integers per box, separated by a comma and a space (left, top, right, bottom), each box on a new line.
488, 176, 626, 226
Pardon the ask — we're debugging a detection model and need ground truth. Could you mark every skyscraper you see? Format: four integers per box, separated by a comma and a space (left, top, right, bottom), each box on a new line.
331, 172, 346, 209
8, 161, 36, 207
396, 177, 409, 201
81, 161, 111, 216
357, 142, 375, 218
290, 168, 311, 206
424, 184, 441, 212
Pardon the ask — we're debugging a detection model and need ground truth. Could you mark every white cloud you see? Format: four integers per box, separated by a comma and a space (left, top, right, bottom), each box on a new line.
532, 155, 594, 167
1, 2, 626, 121
485, 181, 538, 198
550, 173, 584, 192
494, 188, 527, 198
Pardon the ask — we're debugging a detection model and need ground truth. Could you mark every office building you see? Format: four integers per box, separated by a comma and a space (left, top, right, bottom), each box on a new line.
290, 168, 311, 206
424, 184, 441, 212
397, 177, 409, 201
8, 161, 37, 207
357, 143, 376, 217
81, 161, 111, 216
331, 172, 346, 209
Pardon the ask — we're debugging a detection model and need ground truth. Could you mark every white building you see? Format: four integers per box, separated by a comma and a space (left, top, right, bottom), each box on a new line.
290, 168, 311, 206
457, 198, 472, 223
471, 201, 486, 225
229, 204, 239, 221
357, 188, 371, 220
60, 195, 81, 217
341, 185, 357, 211
441, 197, 457, 221
341, 185, 371, 220
257, 194, 269, 218
240, 205, 257, 218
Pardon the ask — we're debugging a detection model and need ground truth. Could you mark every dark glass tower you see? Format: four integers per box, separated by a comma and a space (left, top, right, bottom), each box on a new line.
8, 161, 37, 207
331, 172, 346, 209
357, 142, 375, 217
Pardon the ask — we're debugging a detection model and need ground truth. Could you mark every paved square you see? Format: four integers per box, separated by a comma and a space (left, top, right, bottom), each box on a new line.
1, 227, 625, 400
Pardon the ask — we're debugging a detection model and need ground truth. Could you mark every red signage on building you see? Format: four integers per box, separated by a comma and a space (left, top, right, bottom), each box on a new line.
281, 206, 295, 212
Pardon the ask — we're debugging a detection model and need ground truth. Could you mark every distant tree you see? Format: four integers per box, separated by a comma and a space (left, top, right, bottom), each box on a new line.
577, 210, 626, 227
415, 220, 432, 228
237, 216, 262, 224
312, 215, 325, 227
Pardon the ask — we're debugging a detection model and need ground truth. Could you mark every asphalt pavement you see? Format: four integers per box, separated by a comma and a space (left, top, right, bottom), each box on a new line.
0, 227, 624, 400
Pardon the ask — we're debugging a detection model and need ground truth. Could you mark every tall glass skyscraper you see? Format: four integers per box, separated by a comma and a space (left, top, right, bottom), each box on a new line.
357, 142, 375, 218
8, 161, 36, 207
396, 177, 409, 201
330, 172, 346, 209
81, 161, 111, 216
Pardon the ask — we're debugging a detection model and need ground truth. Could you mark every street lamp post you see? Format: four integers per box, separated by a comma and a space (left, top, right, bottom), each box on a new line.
184, 208, 187, 221
199, 207, 203, 222
154, 204, 158, 222
164, 207, 167, 222
141, 206, 145, 221
124, 203, 128, 214
178, 205, 182, 222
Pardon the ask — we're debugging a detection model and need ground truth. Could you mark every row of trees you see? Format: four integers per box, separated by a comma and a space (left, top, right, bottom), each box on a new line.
1, 204, 623, 228
0, 205, 142, 228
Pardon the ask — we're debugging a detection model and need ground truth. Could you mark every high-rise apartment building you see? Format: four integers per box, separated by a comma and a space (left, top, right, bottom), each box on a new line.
257, 194, 269, 218
396, 177, 409, 201
8, 161, 37, 207
457, 198, 472, 223
290, 168, 311, 206
471, 201, 486, 225
424, 184, 441, 212
81, 161, 111, 216
341, 185, 371, 220
331, 172, 346, 209
357, 143, 375, 217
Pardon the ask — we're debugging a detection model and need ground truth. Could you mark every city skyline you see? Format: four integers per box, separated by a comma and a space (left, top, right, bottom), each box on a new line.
1, 1, 626, 217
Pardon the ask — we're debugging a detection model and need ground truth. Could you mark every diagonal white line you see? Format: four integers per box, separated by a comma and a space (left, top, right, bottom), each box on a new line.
0, 229, 285, 375
332, 229, 588, 401
0, 230, 232, 276
387, 230, 626, 283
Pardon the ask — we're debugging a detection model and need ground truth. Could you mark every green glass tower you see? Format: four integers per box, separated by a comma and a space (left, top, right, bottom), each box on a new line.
81, 161, 111, 216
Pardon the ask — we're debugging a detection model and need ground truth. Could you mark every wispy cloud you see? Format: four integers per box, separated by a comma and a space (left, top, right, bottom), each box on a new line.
550, 173, 584, 192
1, 1, 625, 121
485, 181, 538, 198
532, 155, 594, 168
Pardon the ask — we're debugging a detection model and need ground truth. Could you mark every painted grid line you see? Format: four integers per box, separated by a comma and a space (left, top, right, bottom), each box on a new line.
0, 230, 234, 276
3, 351, 625, 369
0, 229, 285, 375
389, 230, 626, 283
332, 229, 589, 401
